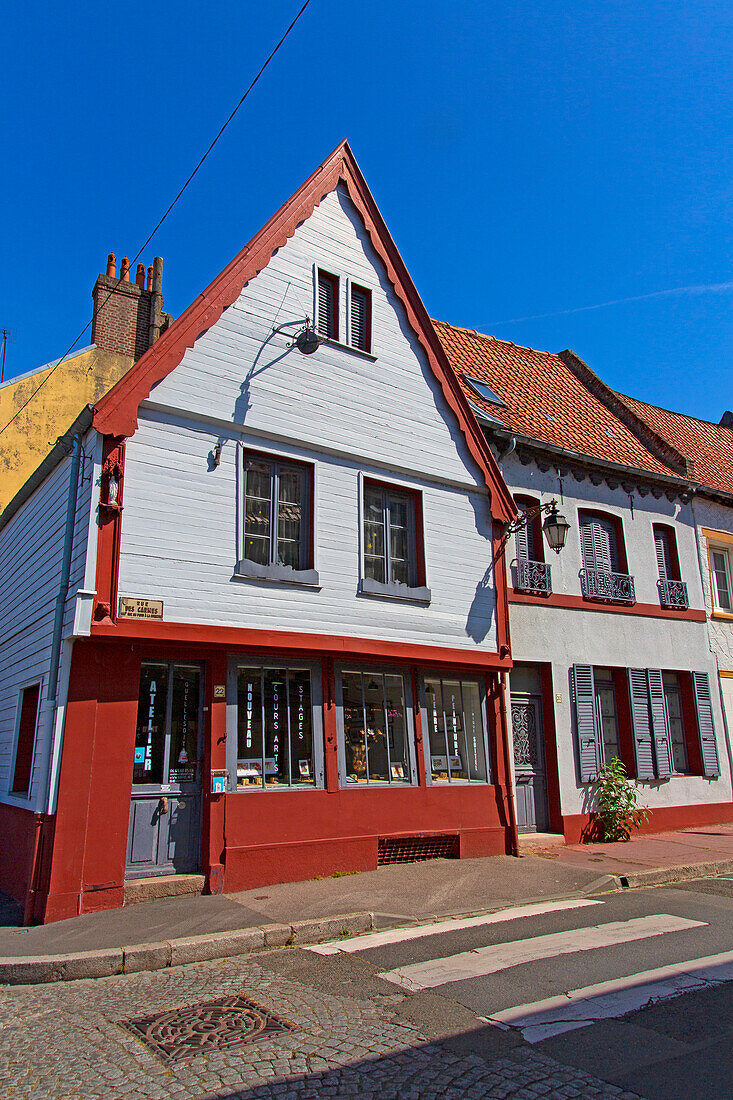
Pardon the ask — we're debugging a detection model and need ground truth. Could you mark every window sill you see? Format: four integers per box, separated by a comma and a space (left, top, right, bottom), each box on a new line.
233, 785, 324, 792
320, 337, 377, 361
341, 779, 416, 788
358, 577, 431, 605
233, 561, 321, 588
712, 609, 733, 621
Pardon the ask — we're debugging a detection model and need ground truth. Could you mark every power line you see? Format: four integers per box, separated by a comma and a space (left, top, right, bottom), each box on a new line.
0, 0, 314, 440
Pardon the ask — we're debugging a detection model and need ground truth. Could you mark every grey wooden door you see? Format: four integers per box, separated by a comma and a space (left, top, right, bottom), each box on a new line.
511, 696, 549, 832
126, 662, 203, 878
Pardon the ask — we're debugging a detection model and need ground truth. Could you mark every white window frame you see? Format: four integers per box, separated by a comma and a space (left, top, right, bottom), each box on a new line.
709, 542, 733, 614
312, 264, 377, 358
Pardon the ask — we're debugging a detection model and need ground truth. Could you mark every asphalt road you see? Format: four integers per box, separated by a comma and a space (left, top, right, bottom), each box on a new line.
297, 875, 733, 1099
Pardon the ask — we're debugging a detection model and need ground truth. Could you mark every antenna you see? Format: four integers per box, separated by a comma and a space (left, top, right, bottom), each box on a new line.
0, 328, 16, 383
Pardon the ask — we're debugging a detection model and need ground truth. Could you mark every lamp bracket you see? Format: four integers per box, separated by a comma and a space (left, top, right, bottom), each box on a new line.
504, 499, 558, 536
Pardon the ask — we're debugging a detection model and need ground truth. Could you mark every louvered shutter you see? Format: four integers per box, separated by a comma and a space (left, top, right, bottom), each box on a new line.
692, 672, 720, 777
350, 286, 370, 351
317, 272, 337, 339
579, 519, 597, 570
654, 529, 671, 582
573, 665, 600, 782
628, 668, 655, 780
647, 669, 672, 778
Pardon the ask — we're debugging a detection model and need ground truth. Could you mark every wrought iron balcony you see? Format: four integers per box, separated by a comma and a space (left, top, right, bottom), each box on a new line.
580, 568, 636, 604
513, 558, 553, 595
658, 578, 689, 609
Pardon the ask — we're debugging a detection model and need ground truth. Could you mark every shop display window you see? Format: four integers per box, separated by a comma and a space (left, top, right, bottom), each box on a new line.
423, 675, 490, 783
338, 669, 415, 785
234, 663, 321, 789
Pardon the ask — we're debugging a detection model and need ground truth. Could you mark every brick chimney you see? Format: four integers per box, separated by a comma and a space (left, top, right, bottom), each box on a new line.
91, 253, 170, 360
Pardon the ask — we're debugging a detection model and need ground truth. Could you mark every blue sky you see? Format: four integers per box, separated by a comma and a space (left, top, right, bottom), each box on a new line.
2, 1, 731, 420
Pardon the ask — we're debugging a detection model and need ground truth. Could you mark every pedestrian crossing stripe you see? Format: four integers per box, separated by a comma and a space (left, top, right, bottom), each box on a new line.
306, 899, 604, 955
485, 949, 733, 1042
377, 915, 706, 991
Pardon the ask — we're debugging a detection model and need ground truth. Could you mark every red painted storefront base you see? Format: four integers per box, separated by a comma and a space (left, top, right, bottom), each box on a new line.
563, 800, 733, 844
28, 636, 516, 923
0, 802, 38, 906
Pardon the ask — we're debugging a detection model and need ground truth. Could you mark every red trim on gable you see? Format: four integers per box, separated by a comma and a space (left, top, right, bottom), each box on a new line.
92, 141, 515, 524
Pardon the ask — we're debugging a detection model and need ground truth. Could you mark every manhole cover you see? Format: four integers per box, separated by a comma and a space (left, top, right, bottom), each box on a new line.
120, 995, 293, 1063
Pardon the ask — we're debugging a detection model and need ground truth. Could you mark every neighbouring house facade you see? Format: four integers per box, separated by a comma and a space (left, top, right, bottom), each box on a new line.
0, 144, 519, 923
435, 323, 733, 840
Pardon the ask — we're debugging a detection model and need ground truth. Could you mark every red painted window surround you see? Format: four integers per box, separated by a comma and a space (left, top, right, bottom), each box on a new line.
578, 508, 629, 573
243, 448, 315, 570
508, 589, 706, 622
653, 522, 683, 581
11, 684, 40, 794
317, 269, 339, 341
363, 476, 426, 588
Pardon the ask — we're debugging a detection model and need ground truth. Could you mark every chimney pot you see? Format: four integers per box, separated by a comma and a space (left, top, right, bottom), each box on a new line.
106, 253, 117, 277
120, 256, 130, 281
147, 265, 153, 291
136, 262, 146, 288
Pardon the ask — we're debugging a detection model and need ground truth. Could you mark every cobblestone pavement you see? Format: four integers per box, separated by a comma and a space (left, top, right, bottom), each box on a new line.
0, 950, 641, 1099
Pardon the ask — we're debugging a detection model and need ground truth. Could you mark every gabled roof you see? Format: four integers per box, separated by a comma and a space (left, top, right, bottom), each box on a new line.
433, 320, 691, 482
617, 393, 733, 497
93, 141, 515, 522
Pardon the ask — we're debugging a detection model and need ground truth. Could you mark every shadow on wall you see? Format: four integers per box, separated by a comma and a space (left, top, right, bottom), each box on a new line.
464, 493, 497, 644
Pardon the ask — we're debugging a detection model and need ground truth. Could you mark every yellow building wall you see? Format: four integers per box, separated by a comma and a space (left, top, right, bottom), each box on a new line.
0, 347, 132, 512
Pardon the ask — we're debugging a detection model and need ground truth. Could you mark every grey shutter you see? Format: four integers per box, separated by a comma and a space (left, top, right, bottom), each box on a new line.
647, 668, 672, 778
596, 518, 619, 573
692, 672, 720, 777
628, 668, 655, 780
573, 665, 600, 782
654, 529, 670, 582
580, 519, 596, 570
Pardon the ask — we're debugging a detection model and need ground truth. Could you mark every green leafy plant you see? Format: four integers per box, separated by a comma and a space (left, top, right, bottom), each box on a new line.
594, 758, 650, 841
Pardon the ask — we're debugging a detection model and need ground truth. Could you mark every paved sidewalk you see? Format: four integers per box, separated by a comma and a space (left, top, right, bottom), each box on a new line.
541, 823, 733, 885
0, 824, 731, 980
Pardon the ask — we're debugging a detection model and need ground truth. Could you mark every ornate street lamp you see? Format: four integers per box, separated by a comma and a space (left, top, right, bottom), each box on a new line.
505, 499, 570, 555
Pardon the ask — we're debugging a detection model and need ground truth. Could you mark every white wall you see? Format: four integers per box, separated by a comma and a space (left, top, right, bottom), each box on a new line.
0, 434, 95, 810
118, 409, 498, 651
500, 454, 732, 815
117, 184, 499, 653
692, 496, 733, 672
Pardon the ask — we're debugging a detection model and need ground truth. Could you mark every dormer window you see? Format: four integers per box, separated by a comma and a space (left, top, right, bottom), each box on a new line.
462, 374, 505, 406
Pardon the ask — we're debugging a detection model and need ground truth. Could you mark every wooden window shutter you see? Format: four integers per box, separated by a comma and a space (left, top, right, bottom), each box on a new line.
628, 668, 655, 780
572, 665, 600, 782
514, 510, 534, 560
317, 271, 338, 340
579, 518, 597, 571
654, 528, 671, 582
647, 668, 672, 778
350, 285, 370, 352
11, 684, 40, 794
692, 672, 721, 777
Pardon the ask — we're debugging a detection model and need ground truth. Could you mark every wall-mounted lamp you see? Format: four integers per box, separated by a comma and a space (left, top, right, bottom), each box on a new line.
271, 317, 324, 355
504, 498, 570, 554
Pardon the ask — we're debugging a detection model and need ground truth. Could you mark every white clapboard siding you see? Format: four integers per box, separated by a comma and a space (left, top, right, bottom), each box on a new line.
148, 187, 484, 490
118, 410, 497, 651
0, 437, 94, 807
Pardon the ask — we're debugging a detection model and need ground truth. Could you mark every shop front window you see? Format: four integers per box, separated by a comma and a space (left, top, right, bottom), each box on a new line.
132, 663, 201, 786
339, 669, 414, 785
234, 663, 320, 789
423, 676, 490, 782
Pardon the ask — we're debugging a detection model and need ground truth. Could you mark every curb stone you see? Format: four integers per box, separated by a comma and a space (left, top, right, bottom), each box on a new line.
0, 911, 374, 986
616, 857, 733, 889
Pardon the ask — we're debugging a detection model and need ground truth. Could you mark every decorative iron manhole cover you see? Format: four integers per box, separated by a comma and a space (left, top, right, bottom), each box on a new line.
120, 995, 293, 1063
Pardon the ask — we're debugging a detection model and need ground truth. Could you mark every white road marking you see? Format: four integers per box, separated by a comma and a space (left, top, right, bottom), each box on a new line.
306, 899, 604, 955
378, 915, 706, 991
486, 950, 733, 1042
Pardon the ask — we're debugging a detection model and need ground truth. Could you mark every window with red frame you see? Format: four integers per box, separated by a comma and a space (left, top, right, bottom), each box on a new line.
363, 481, 424, 588
243, 453, 312, 570
11, 684, 40, 795
317, 270, 339, 340
349, 283, 371, 352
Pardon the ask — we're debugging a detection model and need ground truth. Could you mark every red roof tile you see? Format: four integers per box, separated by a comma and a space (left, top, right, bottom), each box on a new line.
432, 320, 680, 479
617, 394, 733, 496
